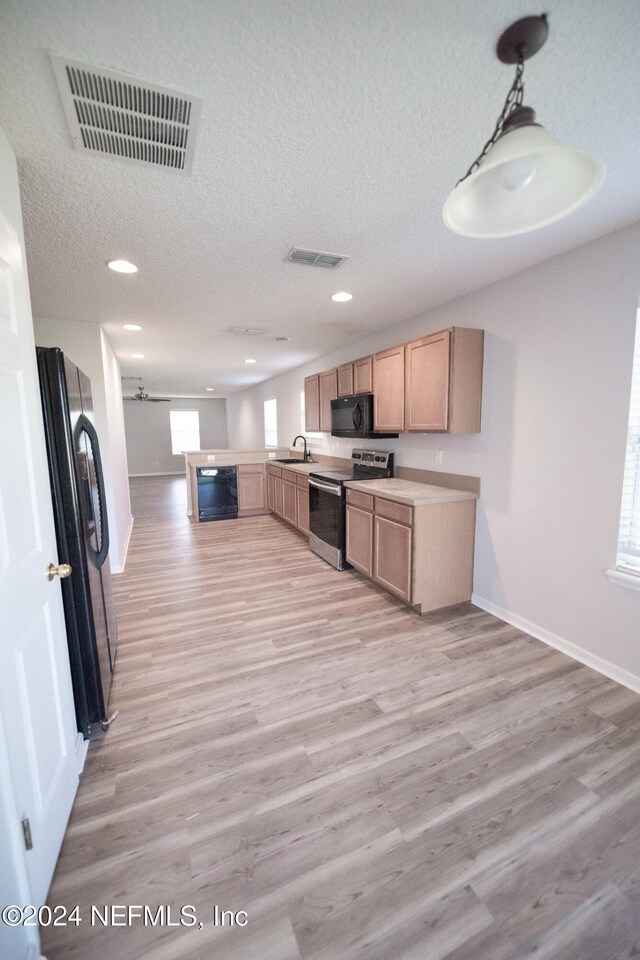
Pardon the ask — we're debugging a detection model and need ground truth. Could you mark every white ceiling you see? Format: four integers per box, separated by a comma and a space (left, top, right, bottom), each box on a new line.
1, 0, 639, 398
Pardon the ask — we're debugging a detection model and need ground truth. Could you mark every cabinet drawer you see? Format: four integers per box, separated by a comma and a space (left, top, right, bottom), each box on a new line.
237, 463, 264, 475
346, 489, 374, 511
375, 497, 413, 526
266, 464, 282, 478
296, 473, 309, 488
281, 468, 298, 483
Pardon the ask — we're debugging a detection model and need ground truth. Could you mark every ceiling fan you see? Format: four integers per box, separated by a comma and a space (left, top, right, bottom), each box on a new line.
126, 386, 171, 403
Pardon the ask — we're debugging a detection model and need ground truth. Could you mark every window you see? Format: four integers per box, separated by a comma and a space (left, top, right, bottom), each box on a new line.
616, 311, 640, 575
169, 410, 200, 455
264, 398, 277, 447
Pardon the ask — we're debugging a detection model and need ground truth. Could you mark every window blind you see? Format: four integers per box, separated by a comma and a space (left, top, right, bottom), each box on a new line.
617, 311, 640, 574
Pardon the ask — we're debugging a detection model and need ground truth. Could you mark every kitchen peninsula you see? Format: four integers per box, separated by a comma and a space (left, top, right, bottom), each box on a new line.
183, 448, 347, 520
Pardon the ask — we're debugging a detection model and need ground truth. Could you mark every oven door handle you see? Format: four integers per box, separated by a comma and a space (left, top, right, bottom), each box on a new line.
309, 478, 342, 496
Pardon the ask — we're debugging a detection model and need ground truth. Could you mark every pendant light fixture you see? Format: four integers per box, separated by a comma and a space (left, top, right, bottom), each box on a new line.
442, 15, 605, 239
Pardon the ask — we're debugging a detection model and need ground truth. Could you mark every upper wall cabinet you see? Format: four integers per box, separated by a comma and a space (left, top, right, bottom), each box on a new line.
306, 327, 483, 435
338, 356, 373, 398
405, 327, 484, 433
304, 374, 320, 432
319, 368, 338, 431
305, 368, 338, 431
353, 356, 373, 394
373, 345, 406, 432
337, 362, 354, 398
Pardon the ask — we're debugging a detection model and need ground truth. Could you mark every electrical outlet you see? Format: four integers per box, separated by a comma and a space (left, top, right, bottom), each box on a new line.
435, 451, 443, 465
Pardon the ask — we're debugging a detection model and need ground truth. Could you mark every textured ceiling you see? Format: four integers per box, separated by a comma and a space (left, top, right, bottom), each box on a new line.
1, 0, 639, 397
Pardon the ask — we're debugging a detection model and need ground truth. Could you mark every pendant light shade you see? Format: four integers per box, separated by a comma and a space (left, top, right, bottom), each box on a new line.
443, 121, 605, 238
443, 15, 605, 239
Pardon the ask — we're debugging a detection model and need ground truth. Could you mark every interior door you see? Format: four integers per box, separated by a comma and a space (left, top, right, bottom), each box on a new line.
0, 127, 79, 957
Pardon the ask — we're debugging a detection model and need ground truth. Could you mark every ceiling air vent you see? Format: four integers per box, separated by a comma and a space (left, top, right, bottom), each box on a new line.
50, 54, 201, 174
288, 247, 348, 268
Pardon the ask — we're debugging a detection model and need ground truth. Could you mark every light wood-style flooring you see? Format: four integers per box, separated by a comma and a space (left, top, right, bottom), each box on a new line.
42, 476, 640, 959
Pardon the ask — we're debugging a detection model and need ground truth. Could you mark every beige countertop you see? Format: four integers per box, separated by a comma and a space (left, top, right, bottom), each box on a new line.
344, 477, 479, 506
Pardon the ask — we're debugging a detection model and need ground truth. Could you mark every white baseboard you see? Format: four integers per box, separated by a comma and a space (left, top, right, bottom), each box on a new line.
110, 514, 134, 574
471, 593, 640, 696
74, 731, 89, 774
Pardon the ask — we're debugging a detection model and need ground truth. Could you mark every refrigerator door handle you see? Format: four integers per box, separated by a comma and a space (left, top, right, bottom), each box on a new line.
74, 413, 110, 569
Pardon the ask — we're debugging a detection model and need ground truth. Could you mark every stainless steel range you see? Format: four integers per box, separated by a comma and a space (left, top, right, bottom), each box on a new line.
308, 449, 394, 570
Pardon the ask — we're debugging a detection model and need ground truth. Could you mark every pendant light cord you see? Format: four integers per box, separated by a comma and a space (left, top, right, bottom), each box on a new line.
457, 58, 525, 184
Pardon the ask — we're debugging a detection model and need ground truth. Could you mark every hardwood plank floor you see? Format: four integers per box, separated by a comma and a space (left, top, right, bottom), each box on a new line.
41, 476, 640, 959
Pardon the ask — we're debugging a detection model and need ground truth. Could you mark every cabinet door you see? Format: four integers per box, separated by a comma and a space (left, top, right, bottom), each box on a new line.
296, 482, 309, 534
337, 363, 354, 397
405, 330, 450, 431
282, 477, 297, 525
238, 473, 266, 511
373, 515, 412, 601
304, 375, 320, 432
373, 345, 405, 431
273, 476, 283, 516
353, 356, 373, 394
319, 368, 338, 431
346, 504, 374, 576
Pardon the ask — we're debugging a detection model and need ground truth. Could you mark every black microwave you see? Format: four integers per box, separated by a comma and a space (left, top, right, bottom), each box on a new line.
330, 393, 399, 439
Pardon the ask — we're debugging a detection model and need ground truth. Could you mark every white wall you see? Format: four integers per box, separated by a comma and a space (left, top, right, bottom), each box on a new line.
123, 396, 228, 475
227, 221, 640, 687
33, 318, 133, 572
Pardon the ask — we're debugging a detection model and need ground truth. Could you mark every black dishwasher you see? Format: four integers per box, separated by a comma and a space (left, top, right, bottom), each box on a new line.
196, 466, 238, 521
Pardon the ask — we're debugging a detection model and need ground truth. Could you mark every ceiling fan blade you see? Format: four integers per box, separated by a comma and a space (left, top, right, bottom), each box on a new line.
148, 397, 171, 402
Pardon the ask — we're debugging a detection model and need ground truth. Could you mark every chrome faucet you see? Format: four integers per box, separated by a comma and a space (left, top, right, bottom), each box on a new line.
292, 435, 312, 461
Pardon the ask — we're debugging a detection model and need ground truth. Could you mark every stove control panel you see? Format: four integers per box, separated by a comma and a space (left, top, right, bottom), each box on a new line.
351, 449, 393, 470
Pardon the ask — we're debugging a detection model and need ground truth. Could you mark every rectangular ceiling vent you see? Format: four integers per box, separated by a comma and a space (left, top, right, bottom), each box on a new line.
50, 54, 201, 174
288, 247, 348, 268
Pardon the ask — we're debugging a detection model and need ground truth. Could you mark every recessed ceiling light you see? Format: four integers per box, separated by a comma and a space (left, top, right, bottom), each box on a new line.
131, 353, 145, 359
122, 323, 143, 331
107, 259, 138, 273
273, 336, 290, 342
331, 291, 353, 302
244, 358, 257, 364
205, 387, 214, 391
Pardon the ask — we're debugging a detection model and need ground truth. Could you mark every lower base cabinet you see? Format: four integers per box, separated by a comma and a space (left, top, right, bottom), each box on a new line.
237, 463, 266, 515
346, 488, 476, 613
296, 474, 309, 534
266, 466, 283, 516
267, 465, 309, 536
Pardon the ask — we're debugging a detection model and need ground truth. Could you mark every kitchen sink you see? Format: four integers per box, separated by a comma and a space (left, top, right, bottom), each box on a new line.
271, 458, 316, 464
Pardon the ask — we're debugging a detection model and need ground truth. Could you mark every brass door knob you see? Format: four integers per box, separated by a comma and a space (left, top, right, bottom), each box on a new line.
46, 562, 72, 581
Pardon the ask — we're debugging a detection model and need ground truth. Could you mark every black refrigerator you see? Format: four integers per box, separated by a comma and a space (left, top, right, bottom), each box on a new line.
37, 347, 118, 739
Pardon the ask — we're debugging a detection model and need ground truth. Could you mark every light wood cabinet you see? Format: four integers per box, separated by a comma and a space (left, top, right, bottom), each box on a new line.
281, 470, 298, 526
405, 327, 484, 433
237, 463, 266, 515
307, 327, 483, 435
353, 355, 373, 394
337, 362, 354, 397
268, 466, 310, 536
304, 375, 320, 432
373, 345, 405, 432
345, 493, 374, 577
319, 368, 338, 431
405, 330, 450, 431
374, 515, 412, 602
266, 464, 283, 516
345, 488, 476, 613
296, 474, 309, 534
